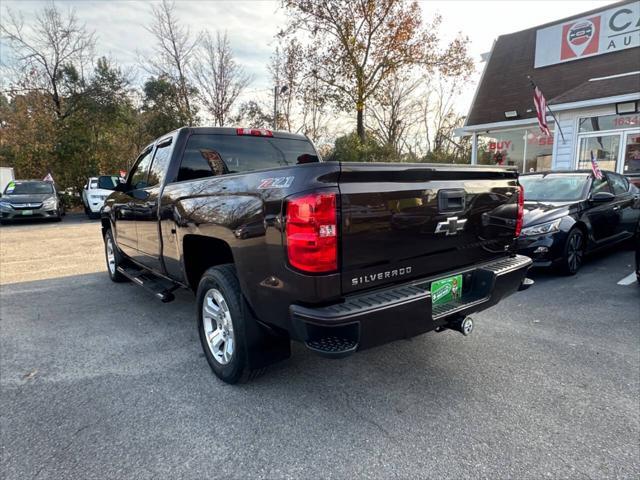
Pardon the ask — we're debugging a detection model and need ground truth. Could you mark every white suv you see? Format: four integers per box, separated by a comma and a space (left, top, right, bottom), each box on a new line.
82, 176, 119, 218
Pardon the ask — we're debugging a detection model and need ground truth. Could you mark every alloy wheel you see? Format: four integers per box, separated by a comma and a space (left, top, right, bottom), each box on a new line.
202, 288, 235, 365
567, 231, 583, 273
106, 236, 116, 275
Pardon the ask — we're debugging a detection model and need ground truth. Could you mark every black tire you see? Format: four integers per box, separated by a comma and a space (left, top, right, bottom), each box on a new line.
104, 229, 128, 282
197, 264, 257, 384
560, 228, 585, 275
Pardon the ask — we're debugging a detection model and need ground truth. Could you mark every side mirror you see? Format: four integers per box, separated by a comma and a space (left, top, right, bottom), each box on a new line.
114, 182, 129, 193
590, 191, 615, 203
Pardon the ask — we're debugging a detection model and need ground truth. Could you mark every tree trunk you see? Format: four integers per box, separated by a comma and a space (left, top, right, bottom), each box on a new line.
356, 106, 365, 142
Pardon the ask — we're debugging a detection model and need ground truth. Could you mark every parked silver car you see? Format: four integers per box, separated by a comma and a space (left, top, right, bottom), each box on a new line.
0, 180, 64, 224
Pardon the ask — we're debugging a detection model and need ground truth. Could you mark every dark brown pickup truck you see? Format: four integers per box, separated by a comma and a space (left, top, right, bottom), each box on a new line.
102, 127, 533, 383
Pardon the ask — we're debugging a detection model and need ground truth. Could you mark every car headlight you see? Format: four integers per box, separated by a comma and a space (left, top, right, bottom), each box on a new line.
520, 218, 562, 237
0, 200, 12, 209
43, 197, 57, 209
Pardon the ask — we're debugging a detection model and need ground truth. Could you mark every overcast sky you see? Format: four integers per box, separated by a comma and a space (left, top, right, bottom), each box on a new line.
1, 0, 614, 117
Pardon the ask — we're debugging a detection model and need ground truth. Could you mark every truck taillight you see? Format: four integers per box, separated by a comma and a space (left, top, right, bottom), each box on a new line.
285, 192, 337, 273
515, 184, 525, 237
236, 128, 273, 137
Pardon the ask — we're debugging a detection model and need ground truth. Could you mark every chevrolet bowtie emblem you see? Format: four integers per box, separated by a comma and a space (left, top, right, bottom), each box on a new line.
435, 216, 467, 235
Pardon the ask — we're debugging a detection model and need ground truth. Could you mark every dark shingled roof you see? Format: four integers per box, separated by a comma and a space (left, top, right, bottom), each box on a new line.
549, 73, 640, 104
466, 0, 640, 127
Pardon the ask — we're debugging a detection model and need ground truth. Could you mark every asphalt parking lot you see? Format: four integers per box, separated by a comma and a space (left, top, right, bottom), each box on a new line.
1, 216, 639, 479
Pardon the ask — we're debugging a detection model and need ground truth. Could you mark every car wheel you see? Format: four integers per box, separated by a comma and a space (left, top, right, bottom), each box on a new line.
104, 229, 128, 282
197, 264, 259, 384
560, 228, 584, 275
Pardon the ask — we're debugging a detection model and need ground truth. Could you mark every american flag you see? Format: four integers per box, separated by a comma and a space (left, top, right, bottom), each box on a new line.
590, 150, 603, 180
533, 86, 551, 137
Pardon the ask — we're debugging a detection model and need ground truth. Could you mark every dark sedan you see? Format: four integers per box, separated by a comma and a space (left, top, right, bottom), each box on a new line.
0, 180, 64, 224
636, 219, 640, 284
517, 170, 640, 275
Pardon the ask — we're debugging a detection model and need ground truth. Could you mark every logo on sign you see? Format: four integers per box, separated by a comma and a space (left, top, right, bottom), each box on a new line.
561, 16, 600, 60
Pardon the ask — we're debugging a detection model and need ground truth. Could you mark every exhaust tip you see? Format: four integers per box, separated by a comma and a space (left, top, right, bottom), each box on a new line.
460, 316, 474, 336
447, 316, 474, 336
518, 277, 534, 291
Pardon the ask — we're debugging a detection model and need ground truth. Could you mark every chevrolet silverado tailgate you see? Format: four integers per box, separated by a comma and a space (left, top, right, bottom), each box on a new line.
339, 163, 520, 294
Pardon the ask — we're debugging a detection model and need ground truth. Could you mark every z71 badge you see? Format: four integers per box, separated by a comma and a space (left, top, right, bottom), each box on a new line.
258, 176, 294, 189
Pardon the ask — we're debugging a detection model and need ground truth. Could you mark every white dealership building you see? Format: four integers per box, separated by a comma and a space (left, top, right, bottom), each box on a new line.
461, 0, 640, 176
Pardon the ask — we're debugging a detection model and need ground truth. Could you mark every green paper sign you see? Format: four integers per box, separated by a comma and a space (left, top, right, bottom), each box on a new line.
431, 274, 463, 306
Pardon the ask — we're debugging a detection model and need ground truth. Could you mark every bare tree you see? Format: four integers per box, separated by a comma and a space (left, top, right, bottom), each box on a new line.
146, 0, 199, 125
193, 31, 252, 127
1, 3, 96, 119
368, 72, 422, 156
268, 38, 331, 141
268, 38, 304, 131
298, 66, 330, 143
421, 73, 465, 155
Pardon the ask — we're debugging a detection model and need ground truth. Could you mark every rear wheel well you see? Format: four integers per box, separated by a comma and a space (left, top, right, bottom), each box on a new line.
183, 235, 234, 291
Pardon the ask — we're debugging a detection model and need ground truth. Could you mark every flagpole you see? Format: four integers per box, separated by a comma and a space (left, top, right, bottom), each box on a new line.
527, 75, 566, 144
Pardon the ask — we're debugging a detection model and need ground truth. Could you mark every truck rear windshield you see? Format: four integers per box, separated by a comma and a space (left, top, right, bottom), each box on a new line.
177, 134, 319, 182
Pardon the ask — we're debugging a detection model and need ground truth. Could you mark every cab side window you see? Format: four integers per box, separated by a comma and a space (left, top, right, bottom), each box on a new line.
129, 148, 153, 190
591, 177, 612, 195
177, 144, 215, 182
607, 173, 629, 196
147, 141, 173, 187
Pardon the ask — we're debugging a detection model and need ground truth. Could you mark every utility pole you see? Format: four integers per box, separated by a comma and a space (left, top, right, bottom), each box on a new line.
273, 85, 288, 131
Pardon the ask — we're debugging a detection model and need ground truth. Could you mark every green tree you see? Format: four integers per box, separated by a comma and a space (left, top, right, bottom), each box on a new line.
328, 131, 396, 163
140, 76, 188, 139
83, 58, 140, 175
232, 100, 273, 129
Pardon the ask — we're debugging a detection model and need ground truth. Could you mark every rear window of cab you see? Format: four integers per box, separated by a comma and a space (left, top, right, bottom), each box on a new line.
176, 134, 319, 182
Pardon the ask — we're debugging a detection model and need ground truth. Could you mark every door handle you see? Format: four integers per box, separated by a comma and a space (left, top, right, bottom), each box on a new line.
612, 206, 621, 211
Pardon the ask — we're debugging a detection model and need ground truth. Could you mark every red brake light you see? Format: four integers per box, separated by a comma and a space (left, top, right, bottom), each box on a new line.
236, 128, 273, 137
285, 192, 337, 273
515, 184, 525, 237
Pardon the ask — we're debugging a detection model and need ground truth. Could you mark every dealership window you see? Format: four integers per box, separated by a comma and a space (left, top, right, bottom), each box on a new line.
576, 112, 640, 174
577, 135, 620, 172
578, 113, 640, 133
477, 127, 553, 173
623, 132, 640, 174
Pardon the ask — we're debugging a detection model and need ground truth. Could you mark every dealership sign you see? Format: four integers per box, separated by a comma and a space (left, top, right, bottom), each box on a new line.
534, 3, 640, 68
